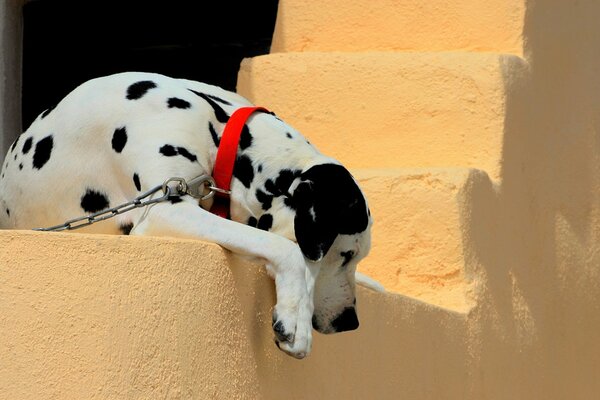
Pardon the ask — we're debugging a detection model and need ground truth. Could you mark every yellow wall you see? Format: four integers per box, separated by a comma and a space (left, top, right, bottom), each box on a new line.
237, 52, 514, 181
270, 0, 525, 55
1, 231, 470, 399
241, 0, 600, 397
3, 0, 600, 398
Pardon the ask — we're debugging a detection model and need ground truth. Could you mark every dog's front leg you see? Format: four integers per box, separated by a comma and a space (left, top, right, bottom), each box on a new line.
131, 201, 314, 359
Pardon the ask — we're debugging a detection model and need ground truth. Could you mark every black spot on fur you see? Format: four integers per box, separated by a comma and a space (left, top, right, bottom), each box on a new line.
168, 195, 183, 204
284, 197, 295, 209
112, 127, 127, 153
13, 154, 17, 161
208, 122, 220, 147
233, 155, 254, 188
257, 214, 273, 231
286, 132, 293, 139
257, 164, 263, 173
126, 80, 157, 100
247, 216, 257, 227
207, 94, 232, 106
10, 136, 20, 152
265, 169, 302, 197
133, 173, 141, 191
264, 180, 276, 195
176, 147, 197, 162
18, 163, 23, 170
41, 105, 55, 119
159, 144, 177, 157
341, 251, 355, 267
32, 135, 53, 170
239, 125, 252, 150
188, 89, 232, 106
266, 110, 283, 123
189, 90, 229, 123
120, 223, 133, 235
256, 189, 273, 210
5, 208, 9, 216
81, 189, 109, 213
272, 319, 292, 343
22, 137, 33, 154
167, 97, 191, 109
159, 144, 197, 162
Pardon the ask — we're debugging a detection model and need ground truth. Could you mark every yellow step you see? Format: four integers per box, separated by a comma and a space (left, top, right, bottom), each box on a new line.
238, 52, 528, 181
271, 0, 525, 55
354, 167, 494, 312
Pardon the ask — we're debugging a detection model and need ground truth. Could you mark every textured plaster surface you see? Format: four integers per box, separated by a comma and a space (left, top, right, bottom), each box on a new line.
271, 0, 525, 55
353, 168, 482, 312
237, 0, 600, 397
3, 0, 600, 398
1, 232, 263, 399
0, 230, 469, 399
238, 52, 518, 181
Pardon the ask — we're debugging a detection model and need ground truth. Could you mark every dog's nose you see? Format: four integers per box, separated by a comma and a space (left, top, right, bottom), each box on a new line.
331, 307, 359, 332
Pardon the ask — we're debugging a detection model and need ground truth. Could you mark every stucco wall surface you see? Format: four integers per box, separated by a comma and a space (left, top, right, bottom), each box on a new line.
237, 0, 600, 398
353, 168, 485, 312
0, 230, 469, 400
238, 52, 517, 181
271, 0, 525, 55
3, 0, 600, 398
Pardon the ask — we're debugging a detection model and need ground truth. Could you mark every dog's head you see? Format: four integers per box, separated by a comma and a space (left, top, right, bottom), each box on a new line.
290, 163, 372, 334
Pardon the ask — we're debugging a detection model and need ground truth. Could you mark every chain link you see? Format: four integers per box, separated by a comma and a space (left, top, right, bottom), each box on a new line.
33, 175, 220, 232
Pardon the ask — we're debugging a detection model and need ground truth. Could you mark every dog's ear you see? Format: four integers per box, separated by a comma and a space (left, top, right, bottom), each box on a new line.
293, 180, 338, 262
292, 163, 369, 262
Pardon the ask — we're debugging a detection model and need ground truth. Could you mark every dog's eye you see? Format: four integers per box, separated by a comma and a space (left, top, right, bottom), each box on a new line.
340, 251, 355, 267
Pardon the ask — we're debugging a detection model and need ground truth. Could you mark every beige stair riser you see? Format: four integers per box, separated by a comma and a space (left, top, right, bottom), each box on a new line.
271, 0, 525, 55
238, 52, 528, 181
353, 167, 493, 311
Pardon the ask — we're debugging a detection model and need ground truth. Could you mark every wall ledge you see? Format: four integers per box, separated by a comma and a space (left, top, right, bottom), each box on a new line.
0, 229, 468, 399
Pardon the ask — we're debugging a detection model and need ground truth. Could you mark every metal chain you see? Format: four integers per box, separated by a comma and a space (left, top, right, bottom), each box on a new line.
33, 175, 224, 232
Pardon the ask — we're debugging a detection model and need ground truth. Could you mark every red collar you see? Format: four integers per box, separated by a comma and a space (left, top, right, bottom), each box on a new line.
211, 106, 268, 218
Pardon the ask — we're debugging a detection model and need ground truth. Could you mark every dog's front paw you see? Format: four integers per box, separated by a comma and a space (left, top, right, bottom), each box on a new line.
272, 307, 312, 359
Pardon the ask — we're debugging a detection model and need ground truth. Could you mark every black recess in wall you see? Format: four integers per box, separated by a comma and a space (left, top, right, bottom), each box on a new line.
22, 0, 279, 129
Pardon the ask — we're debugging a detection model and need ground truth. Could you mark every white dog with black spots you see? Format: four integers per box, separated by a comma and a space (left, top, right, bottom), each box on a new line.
0, 72, 383, 359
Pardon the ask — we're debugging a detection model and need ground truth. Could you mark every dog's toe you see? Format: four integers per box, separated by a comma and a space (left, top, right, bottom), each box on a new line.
274, 339, 307, 359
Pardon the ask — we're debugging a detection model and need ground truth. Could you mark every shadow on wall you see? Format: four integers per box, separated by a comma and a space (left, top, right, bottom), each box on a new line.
466, 0, 600, 397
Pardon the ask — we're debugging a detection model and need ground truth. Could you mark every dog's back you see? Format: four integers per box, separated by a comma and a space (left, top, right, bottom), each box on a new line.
0, 71, 327, 235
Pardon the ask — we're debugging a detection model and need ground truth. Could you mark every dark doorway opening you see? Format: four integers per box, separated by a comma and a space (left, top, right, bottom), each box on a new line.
22, 0, 279, 129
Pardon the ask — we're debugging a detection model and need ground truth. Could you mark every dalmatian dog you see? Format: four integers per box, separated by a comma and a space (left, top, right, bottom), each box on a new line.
0, 72, 382, 359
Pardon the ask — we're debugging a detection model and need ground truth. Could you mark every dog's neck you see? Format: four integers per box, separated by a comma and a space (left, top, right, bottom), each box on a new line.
224, 112, 339, 241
